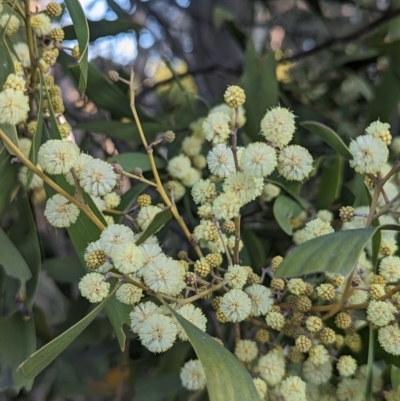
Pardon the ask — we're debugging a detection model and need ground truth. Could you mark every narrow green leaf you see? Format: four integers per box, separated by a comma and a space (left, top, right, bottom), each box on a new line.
275, 225, 400, 278
265, 178, 311, 210
64, 0, 89, 94
0, 148, 18, 218
19, 290, 115, 379
136, 209, 172, 246
132, 374, 181, 401
241, 229, 268, 272
301, 121, 352, 159
365, 325, 375, 401
109, 152, 165, 172
168, 308, 259, 401
42, 256, 84, 283
0, 314, 35, 392
316, 154, 343, 209
64, 19, 141, 42
273, 195, 304, 235
391, 365, 400, 393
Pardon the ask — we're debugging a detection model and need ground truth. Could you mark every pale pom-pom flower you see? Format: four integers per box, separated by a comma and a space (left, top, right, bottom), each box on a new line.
143, 254, 185, 296
253, 378, 267, 400
19, 137, 32, 158
175, 304, 207, 341
261, 182, 281, 202
64, 153, 94, 185
78, 272, 110, 303
138, 314, 177, 353
260, 106, 296, 148
116, 283, 143, 305
379, 256, 400, 283
130, 301, 158, 333
241, 142, 277, 177
366, 300, 396, 327
167, 155, 191, 179
210, 103, 246, 128
258, 348, 286, 386
38, 139, 79, 175
80, 159, 117, 196
212, 192, 242, 220
3, 73, 26, 92
280, 376, 307, 401
207, 144, 236, 177
349, 135, 388, 174
336, 377, 365, 401
219, 289, 251, 322
31, 13, 52, 37
91, 196, 105, 212
18, 165, 43, 190
224, 264, 248, 289
202, 111, 231, 144
278, 145, 313, 181
110, 242, 144, 274
99, 224, 135, 254
137, 241, 163, 272
222, 172, 263, 206
84, 240, 112, 272
0, 88, 29, 125
304, 217, 334, 240
309, 344, 329, 365
0, 14, 20, 35
103, 192, 121, 209
191, 179, 217, 204
316, 209, 334, 223
180, 360, 206, 391
181, 167, 201, 187
137, 205, 163, 231
44, 194, 80, 227
13, 43, 31, 67
234, 339, 258, 362
245, 284, 274, 316
365, 120, 391, 145
378, 324, 400, 355
337, 355, 357, 377
182, 135, 203, 156
302, 359, 332, 385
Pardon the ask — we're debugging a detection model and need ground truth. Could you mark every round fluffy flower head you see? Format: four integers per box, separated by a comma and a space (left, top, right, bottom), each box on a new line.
234, 339, 258, 363
302, 359, 332, 385
309, 344, 329, 365
31, 14, 52, 37
365, 120, 391, 145
167, 155, 191, 179
175, 304, 207, 341
207, 144, 236, 177
260, 106, 296, 148
193, 219, 219, 242
180, 360, 206, 391
64, 153, 93, 185
80, 159, 117, 196
367, 300, 396, 327
116, 283, 143, 305
99, 224, 135, 254
379, 256, 400, 283
78, 272, 110, 303
261, 182, 281, 202
287, 278, 307, 295
337, 355, 357, 377
104, 192, 121, 209
336, 377, 365, 401
181, 167, 201, 187
130, 301, 158, 333
38, 139, 79, 175
349, 135, 388, 174
219, 289, 251, 322
44, 194, 80, 227
224, 264, 248, 289
182, 135, 202, 157
137, 205, 163, 231
143, 254, 185, 296
202, 112, 231, 144
241, 142, 277, 177
280, 376, 307, 401
18, 165, 43, 190
14, 43, 31, 67
278, 145, 313, 181
265, 311, 285, 330
224, 85, 246, 107
110, 242, 144, 274
191, 179, 217, 204
84, 240, 112, 272
164, 180, 186, 202
138, 314, 177, 353
0, 88, 29, 125
222, 172, 263, 206
316, 209, 334, 223
3, 73, 26, 92
378, 324, 400, 355
0, 14, 20, 35
245, 284, 274, 316
19, 137, 32, 158
258, 348, 286, 386
212, 192, 242, 220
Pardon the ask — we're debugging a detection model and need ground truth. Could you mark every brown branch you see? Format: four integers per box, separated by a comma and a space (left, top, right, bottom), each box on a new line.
284, 8, 400, 62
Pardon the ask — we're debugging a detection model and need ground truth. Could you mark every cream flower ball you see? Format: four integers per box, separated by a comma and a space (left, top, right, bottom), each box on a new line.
0, 88, 29, 125
241, 142, 277, 177
278, 144, 313, 181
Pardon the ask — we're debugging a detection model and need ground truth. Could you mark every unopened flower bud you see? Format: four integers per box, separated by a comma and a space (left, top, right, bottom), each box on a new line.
224, 85, 246, 107
163, 130, 175, 143
339, 206, 354, 222
108, 70, 119, 82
